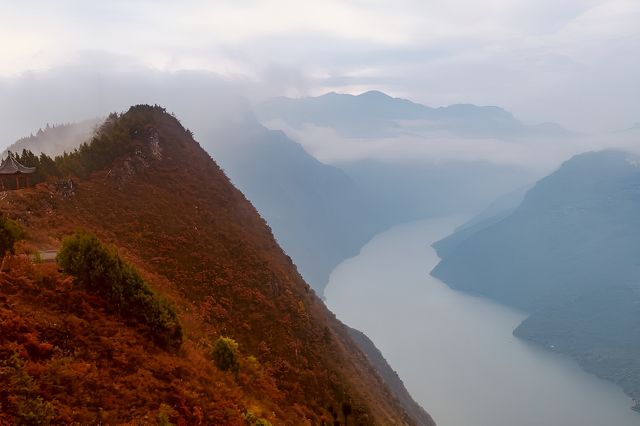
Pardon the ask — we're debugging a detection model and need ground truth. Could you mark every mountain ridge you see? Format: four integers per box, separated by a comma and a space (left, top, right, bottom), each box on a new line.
200, 116, 384, 294
5, 110, 386, 295
256, 91, 571, 139
0, 105, 433, 425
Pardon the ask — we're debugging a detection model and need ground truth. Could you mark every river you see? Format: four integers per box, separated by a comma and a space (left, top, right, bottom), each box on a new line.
325, 218, 640, 426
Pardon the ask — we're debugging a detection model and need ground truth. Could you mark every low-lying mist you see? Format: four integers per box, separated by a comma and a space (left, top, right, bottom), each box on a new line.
262, 117, 640, 177
2, 60, 638, 177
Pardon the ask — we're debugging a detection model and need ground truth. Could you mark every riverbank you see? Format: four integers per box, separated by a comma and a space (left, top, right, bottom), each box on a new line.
325, 218, 639, 426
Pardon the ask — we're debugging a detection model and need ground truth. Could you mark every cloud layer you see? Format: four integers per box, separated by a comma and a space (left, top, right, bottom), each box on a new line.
1, 1, 638, 133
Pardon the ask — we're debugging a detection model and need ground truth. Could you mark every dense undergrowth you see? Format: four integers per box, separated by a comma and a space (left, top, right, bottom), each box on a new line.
0, 256, 279, 424
57, 232, 183, 349
0, 214, 23, 255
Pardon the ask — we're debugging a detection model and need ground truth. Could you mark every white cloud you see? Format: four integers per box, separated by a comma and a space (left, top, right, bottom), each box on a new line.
0, 0, 638, 132
263, 118, 640, 178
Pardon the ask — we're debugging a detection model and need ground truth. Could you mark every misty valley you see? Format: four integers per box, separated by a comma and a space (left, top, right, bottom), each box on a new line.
2, 3, 640, 424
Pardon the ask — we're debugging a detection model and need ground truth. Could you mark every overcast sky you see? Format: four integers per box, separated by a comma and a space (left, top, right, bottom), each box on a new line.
1, 0, 639, 133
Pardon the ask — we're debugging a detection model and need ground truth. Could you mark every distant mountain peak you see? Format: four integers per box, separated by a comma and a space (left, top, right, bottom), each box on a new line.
357, 90, 393, 99
256, 90, 570, 139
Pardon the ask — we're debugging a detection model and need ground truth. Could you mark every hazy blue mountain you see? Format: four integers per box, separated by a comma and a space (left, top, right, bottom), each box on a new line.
432, 184, 530, 258
256, 91, 571, 139
515, 285, 640, 404
201, 117, 384, 294
257, 91, 431, 137
339, 159, 535, 226
432, 150, 640, 310
205, 115, 536, 294
431, 150, 640, 402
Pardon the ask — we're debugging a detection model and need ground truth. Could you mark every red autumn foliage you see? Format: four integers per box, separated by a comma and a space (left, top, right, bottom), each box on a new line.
0, 105, 414, 425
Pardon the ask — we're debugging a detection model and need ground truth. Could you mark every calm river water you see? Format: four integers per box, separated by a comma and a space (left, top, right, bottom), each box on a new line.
325, 218, 639, 426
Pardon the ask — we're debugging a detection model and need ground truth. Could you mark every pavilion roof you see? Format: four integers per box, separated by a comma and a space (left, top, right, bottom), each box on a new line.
0, 152, 36, 175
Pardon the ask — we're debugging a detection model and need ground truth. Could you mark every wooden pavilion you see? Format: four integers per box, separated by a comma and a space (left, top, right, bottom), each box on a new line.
0, 151, 35, 190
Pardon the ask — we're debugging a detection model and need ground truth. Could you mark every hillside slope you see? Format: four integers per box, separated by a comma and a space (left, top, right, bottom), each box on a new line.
0, 105, 431, 425
6, 112, 385, 295
431, 150, 640, 405
201, 120, 383, 294
432, 185, 529, 259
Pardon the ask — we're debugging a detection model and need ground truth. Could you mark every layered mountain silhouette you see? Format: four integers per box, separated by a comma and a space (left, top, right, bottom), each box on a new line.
200, 117, 384, 294
202, 108, 535, 294
7, 93, 539, 297
0, 106, 433, 425
432, 150, 640, 403
256, 91, 571, 139
340, 159, 533, 227
432, 185, 530, 259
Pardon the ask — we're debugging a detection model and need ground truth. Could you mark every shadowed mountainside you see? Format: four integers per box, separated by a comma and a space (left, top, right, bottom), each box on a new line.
432, 150, 640, 406
201, 118, 384, 294
432, 185, 530, 259
340, 159, 534, 227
